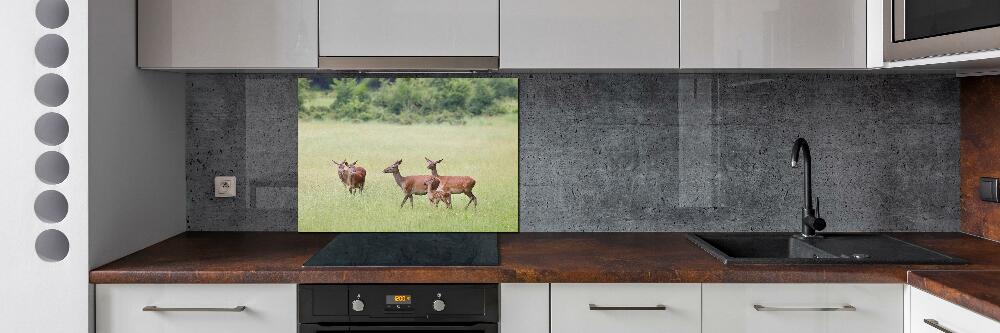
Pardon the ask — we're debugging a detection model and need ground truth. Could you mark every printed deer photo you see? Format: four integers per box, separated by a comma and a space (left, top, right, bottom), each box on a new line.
298, 78, 519, 232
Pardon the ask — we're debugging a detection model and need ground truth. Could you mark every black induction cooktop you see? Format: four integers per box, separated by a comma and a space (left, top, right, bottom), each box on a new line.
303, 233, 499, 267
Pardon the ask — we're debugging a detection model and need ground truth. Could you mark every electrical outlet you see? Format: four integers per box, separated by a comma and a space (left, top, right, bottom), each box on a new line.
215, 176, 236, 198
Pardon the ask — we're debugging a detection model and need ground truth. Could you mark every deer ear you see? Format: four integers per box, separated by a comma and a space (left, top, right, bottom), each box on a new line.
436, 159, 444, 164
397, 159, 403, 164
425, 157, 432, 163
351, 160, 357, 166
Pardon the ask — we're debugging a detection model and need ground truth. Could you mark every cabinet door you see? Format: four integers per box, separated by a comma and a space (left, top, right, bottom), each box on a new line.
551, 283, 701, 333
680, 0, 867, 68
501, 0, 680, 69
319, 0, 499, 57
910, 287, 1000, 333
702, 283, 903, 333
96, 284, 297, 333
500, 284, 548, 333
138, 0, 318, 69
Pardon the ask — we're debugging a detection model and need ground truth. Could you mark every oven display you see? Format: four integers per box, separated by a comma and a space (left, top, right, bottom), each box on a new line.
386, 295, 412, 304
385, 294, 414, 311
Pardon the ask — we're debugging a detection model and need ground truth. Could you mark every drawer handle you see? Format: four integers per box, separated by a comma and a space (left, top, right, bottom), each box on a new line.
589, 304, 667, 311
923, 319, 955, 333
142, 306, 247, 312
753, 304, 856, 312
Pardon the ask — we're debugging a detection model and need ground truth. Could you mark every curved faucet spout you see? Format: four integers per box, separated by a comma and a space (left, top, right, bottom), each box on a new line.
791, 138, 824, 237
791, 138, 813, 208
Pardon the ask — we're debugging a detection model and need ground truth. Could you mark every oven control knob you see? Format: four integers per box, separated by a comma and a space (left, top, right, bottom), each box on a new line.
351, 299, 365, 312
432, 299, 446, 312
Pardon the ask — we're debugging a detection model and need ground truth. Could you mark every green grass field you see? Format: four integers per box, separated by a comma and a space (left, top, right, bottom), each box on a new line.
298, 115, 519, 232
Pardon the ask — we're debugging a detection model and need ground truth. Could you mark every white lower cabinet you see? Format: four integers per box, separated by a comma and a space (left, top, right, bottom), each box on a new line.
910, 287, 1000, 333
500, 283, 549, 333
96, 284, 297, 333
702, 283, 904, 333
550, 283, 701, 333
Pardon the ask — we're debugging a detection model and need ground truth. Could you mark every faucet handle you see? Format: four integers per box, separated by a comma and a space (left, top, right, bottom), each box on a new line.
815, 196, 820, 218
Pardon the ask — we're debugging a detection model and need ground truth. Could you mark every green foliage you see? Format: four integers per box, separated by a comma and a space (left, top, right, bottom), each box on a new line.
298, 78, 518, 124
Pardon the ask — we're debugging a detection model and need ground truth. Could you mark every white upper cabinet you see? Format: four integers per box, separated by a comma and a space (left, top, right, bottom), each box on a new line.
137, 0, 318, 69
319, 0, 500, 57
680, 0, 870, 69
500, 0, 680, 69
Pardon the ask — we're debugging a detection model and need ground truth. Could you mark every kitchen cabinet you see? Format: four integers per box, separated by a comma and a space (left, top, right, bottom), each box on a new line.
500, 284, 549, 333
137, 0, 318, 69
319, 0, 499, 58
96, 284, 297, 333
680, 0, 870, 68
909, 286, 1000, 333
702, 283, 904, 333
500, 0, 680, 69
550, 283, 701, 333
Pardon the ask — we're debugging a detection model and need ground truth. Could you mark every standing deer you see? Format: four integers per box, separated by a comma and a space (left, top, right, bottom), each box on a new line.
333, 160, 351, 189
423, 177, 452, 209
347, 161, 366, 195
383, 159, 435, 208
424, 157, 478, 209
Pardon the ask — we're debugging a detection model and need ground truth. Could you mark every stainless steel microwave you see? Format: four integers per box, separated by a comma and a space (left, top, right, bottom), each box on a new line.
885, 0, 1000, 62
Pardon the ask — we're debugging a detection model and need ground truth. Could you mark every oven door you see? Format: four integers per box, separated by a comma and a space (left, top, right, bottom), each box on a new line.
300, 323, 498, 333
885, 0, 1000, 61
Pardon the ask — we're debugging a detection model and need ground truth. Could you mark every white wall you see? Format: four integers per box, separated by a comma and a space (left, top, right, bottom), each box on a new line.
88, 0, 187, 269
0, 0, 184, 331
0, 0, 90, 331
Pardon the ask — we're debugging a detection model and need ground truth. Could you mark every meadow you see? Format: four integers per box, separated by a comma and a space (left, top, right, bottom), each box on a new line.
298, 115, 519, 232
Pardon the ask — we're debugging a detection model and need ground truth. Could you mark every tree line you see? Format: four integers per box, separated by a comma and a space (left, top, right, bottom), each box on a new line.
298, 78, 518, 124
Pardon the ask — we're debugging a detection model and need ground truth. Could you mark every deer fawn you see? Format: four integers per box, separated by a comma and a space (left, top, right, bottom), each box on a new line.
383, 159, 435, 208
347, 161, 366, 195
333, 160, 351, 189
424, 157, 478, 209
423, 178, 452, 208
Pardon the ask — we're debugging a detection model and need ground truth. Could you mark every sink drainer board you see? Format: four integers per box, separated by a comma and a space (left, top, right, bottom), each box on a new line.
687, 233, 966, 265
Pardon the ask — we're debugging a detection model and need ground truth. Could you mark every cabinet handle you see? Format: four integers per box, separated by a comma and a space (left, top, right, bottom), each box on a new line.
923, 319, 955, 333
142, 306, 247, 312
753, 304, 856, 312
589, 304, 667, 311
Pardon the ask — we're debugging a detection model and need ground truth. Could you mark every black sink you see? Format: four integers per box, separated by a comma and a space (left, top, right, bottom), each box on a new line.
687, 233, 966, 265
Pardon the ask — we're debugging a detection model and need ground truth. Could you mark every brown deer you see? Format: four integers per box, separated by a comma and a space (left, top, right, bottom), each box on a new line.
424, 157, 478, 209
333, 160, 351, 189
423, 178, 452, 209
383, 159, 435, 208
347, 161, 366, 195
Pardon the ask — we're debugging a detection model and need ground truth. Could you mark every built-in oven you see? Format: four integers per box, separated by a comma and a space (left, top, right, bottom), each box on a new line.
885, 0, 1000, 61
298, 284, 498, 333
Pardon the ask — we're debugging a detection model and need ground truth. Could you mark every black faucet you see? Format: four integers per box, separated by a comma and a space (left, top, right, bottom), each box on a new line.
791, 138, 826, 238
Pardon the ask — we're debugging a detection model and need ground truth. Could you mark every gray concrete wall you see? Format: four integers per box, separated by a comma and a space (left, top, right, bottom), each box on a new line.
186, 73, 960, 232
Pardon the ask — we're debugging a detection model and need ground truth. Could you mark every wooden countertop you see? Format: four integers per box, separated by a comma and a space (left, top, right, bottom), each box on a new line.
908, 270, 1000, 323
89, 232, 1000, 321
91, 232, 1000, 284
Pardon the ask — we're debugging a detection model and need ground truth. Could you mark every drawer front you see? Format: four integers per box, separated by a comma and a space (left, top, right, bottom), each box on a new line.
96, 284, 296, 333
910, 287, 1000, 333
551, 283, 701, 333
703, 283, 903, 333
